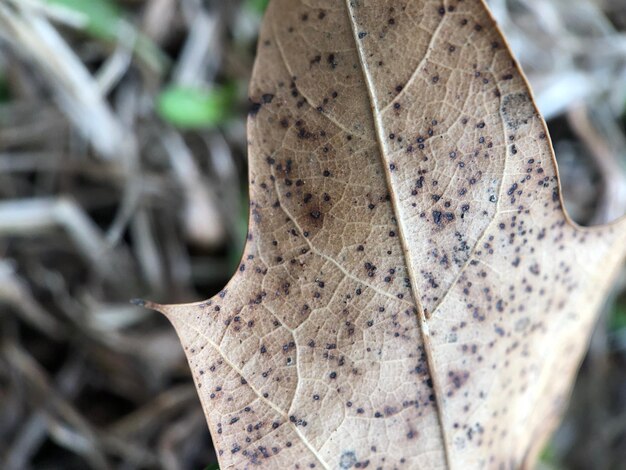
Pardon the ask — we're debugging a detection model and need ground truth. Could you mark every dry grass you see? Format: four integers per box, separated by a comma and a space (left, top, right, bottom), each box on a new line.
0, 0, 624, 469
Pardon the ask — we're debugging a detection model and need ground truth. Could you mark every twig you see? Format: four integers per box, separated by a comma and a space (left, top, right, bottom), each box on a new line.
0, 2, 129, 161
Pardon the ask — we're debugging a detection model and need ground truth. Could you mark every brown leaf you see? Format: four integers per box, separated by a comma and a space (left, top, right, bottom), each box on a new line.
154, 1, 626, 468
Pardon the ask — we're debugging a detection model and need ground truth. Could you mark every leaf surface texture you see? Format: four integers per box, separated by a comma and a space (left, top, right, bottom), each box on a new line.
159, 1, 626, 468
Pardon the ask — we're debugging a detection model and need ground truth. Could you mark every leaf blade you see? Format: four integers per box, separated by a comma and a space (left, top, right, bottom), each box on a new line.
159, 1, 626, 468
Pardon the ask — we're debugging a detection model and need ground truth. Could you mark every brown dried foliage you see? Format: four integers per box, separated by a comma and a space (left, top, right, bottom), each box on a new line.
153, 1, 626, 468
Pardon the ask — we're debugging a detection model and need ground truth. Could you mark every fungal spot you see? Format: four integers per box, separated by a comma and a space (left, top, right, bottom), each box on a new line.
501, 92, 535, 130
340, 451, 357, 469
448, 370, 470, 390
433, 211, 442, 225
249, 102, 262, 116
327, 54, 338, 69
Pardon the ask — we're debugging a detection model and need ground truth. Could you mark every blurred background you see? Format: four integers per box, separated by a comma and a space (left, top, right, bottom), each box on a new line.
0, 0, 624, 469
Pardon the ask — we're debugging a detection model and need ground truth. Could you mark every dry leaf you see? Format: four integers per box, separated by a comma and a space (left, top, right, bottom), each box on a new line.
152, 1, 626, 468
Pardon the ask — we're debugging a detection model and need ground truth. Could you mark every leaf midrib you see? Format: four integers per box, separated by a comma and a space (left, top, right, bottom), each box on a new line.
343, 2, 453, 468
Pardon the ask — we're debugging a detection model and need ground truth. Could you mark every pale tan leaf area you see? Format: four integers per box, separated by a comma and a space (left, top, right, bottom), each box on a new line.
152, 1, 626, 468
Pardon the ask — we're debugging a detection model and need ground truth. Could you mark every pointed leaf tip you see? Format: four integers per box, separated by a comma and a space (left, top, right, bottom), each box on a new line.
130, 298, 166, 313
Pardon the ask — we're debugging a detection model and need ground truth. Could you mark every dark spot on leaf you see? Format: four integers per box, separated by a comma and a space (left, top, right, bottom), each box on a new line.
501, 92, 535, 130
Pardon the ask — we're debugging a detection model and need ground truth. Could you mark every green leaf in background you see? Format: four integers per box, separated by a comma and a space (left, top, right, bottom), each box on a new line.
42, 0, 168, 73
244, 0, 270, 15
609, 303, 626, 332
203, 464, 220, 470
539, 442, 562, 470
44, 0, 123, 41
156, 84, 236, 129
